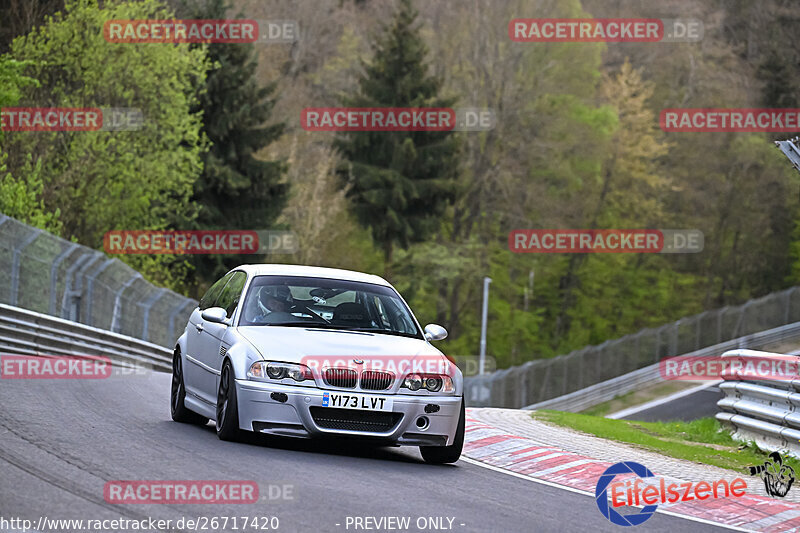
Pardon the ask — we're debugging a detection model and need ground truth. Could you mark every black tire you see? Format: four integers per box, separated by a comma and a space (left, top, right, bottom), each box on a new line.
216, 360, 242, 441
171, 349, 209, 425
420, 398, 465, 465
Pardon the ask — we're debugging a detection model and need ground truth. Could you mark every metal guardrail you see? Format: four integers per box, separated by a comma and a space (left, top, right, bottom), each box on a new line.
467, 320, 800, 411
0, 302, 172, 372
776, 137, 800, 174
465, 285, 800, 408
0, 213, 198, 349
717, 349, 800, 456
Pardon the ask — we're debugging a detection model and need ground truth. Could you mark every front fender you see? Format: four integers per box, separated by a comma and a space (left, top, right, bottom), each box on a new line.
223, 338, 264, 382
175, 330, 188, 358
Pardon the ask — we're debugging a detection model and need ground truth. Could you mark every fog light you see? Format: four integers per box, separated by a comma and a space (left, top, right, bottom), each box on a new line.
270, 392, 288, 403
416, 416, 430, 430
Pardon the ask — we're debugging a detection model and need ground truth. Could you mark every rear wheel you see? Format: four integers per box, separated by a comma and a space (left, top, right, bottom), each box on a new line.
171, 349, 209, 425
420, 399, 464, 464
216, 360, 242, 441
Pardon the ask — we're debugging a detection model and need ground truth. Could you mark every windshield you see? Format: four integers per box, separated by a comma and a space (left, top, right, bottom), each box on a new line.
238, 275, 422, 339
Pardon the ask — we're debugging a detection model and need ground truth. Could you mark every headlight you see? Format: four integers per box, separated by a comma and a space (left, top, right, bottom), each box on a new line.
425, 376, 442, 392
404, 374, 423, 391
248, 361, 313, 384
402, 374, 454, 393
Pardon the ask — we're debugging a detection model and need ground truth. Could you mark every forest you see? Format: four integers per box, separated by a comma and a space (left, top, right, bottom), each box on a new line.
1, 0, 799, 368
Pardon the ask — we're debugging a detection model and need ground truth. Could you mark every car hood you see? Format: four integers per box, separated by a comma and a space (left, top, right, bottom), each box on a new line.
236, 326, 445, 363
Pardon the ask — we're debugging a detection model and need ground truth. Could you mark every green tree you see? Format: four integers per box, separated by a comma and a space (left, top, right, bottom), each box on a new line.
6, 0, 208, 290
335, 0, 459, 277
179, 0, 289, 294
0, 55, 60, 232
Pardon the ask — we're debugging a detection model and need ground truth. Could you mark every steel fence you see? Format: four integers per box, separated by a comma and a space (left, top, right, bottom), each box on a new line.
717, 349, 800, 457
0, 213, 197, 349
466, 286, 800, 407
8, 211, 800, 405
0, 302, 172, 371
523, 322, 800, 412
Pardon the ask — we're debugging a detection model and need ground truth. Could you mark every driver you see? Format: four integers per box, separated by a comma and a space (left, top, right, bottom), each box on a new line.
253, 285, 293, 321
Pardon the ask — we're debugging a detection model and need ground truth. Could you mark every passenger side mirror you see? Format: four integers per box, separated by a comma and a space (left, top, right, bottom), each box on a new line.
424, 324, 448, 341
201, 307, 228, 325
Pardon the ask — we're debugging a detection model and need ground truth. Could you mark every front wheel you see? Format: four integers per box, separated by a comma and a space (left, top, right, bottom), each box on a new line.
420, 399, 464, 465
171, 349, 209, 425
216, 360, 242, 441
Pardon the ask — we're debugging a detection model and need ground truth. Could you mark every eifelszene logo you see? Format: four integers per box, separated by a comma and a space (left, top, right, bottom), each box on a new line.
595, 461, 748, 526
748, 452, 795, 498
595, 462, 658, 527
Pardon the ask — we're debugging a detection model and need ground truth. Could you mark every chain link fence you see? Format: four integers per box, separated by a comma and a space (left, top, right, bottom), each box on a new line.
7, 211, 800, 405
0, 213, 197, 349
466, 285, 800, 408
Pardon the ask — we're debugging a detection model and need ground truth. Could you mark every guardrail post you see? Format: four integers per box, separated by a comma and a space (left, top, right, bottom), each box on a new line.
139, 288, 167, 342
85, 258, 116, 327
10, 228, 42, 306
671, 320, 680, 356
66, 253, 105, 322
49, 243, 80, 315
785, 288, 797, 324
654, 328, 662, 362
110, 273, 143, 333
732, 302, 751, 338
60, 251, 102, 320
695, 312, 706, 350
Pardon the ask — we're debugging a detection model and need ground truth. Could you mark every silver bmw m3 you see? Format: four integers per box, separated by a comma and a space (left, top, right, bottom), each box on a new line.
171, 264, 464, 464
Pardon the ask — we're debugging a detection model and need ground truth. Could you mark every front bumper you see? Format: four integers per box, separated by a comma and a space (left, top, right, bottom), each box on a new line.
235, 379, 462, 446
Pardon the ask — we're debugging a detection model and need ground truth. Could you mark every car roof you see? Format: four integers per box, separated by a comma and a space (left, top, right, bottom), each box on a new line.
230, 264, 392, 287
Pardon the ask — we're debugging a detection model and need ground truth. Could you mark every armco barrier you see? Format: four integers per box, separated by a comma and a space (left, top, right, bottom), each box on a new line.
0, 213, 197, 349
467, 320, 800, 410
717, 349, 800, 457
0, 302, 172, 372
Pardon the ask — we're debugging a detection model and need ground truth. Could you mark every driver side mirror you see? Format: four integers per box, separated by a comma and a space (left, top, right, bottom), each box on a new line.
424, 324, 448, 341
201, 307, 228, 325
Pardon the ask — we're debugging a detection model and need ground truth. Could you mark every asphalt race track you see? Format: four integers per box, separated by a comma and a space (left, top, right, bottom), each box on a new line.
619, 385, 722, 423
0, 372, 731, 533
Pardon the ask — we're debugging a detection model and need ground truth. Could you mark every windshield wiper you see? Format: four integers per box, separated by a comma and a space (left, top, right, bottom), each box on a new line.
262, 322, 420, 338
266, 321, 340, 328
343, 327, 422, 339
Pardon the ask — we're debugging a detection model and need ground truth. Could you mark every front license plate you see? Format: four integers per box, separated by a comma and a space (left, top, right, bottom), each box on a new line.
322, 392, 393, 411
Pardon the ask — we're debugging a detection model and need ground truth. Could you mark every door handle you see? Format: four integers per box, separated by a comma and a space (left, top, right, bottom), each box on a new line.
195, 323, 204, 332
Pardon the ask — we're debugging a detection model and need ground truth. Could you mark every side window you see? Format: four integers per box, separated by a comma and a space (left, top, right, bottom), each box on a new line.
216, 272, 247, 318
199, 272, 233, 310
